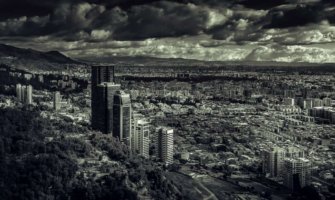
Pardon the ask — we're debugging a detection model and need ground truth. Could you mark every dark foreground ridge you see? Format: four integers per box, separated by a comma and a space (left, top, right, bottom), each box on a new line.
0, 43, 83, 71
0, 102, 183, 200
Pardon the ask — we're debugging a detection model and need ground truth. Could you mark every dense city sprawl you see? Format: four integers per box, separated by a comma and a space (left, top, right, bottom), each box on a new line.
1, 64, 335, 200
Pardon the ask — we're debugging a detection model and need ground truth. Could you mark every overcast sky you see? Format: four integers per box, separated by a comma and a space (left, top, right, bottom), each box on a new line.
0, 0, 335, 63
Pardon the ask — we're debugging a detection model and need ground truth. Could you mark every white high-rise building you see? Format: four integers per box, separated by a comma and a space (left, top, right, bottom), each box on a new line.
16, 84, 22, 101
262, 145, 310, 192
155, 127, 174, 165
22, 85, 33, 104
53, 91, 61, 111
130, 112, 143, 154
283, 158, 311, 191
130, 112, 150, 158
25, 85, 33, 104
136, 119, 150, 158
113, 91, 132, 145
262, 147, 285, 178
16, 84, 33, 104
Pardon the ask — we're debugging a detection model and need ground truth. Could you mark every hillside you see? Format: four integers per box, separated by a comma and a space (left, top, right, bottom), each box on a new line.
0, 43, 84, 71
0, 101, 183, 200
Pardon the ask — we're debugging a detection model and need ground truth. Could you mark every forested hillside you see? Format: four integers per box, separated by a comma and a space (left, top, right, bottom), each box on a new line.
0, 103, 184, 200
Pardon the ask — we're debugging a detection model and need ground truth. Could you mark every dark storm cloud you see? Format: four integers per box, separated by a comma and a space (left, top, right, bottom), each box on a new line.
0, 3, 107, 37
0, 1, 54, 20
113, 1, 209, 40
0, 0, 227, 21
236, 0, 287, 10
264, 4, 326, 28
0, 0, 232, 41
0, 0, 334, 43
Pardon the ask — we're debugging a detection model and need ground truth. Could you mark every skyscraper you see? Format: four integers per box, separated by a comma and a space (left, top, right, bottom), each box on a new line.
155, 127, 174, 165
91, 65, 115, 88
91, 65, 116, 130
16, 84, 22, 101
130, 112, 143, 154
135, 119, 150, 158
25, 85, 33, 104
283, 158, 311, 191
262, 147, 285, 178
53, 91, 61, 111
17, 84, 33, 104
113, 91, 132, 145
95, 82, 121, 134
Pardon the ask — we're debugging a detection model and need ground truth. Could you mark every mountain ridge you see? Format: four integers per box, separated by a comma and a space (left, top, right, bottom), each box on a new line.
79, 55, 335, 67
1, 43, 334, 72
0, 43, 84, 71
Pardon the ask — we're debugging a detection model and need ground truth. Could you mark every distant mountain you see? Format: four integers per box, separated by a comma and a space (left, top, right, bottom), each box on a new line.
0, 43, 84, 71
1, 43, 334, 72
80, 55, 335, 68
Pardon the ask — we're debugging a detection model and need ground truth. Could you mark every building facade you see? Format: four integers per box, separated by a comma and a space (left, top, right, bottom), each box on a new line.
134, 119, 150, 158
53, 91, 61, 111
95, 82, 121, 134
91, 65, 115, 130
155, 127, 174, 165
16, 84, 33, 104
283, 158, 311, 191
262, 147, 285, 178
16, 84, 22, 101
113, 91, 132, 145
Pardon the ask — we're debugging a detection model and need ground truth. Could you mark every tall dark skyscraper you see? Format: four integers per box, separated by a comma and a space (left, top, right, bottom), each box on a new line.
113, 91, 132, 145
91, 65, 120, 134
95, 82, 121, 134
91, 66, 115, 87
